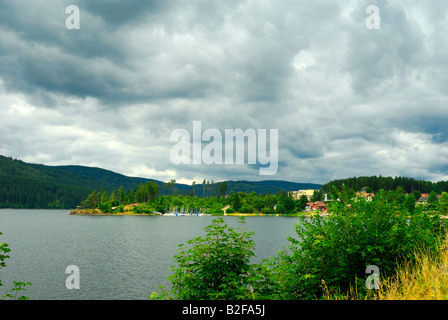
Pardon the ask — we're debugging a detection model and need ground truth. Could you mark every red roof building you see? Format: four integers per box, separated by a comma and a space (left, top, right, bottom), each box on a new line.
355, 192, 375, 200
306, 201, 327, 212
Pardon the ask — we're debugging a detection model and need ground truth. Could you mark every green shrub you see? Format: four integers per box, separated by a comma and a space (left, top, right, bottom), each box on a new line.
270, 185, 447, 299
0, 232, 10, 288
239, 203, 253, 213
151, 217, 258, 300
99, 202, 112, 213
1, 232, 31, 300
225, 207, 235, 214
275, 203, 286, 214
261, 206, 274, 214
150, 186, 448, 300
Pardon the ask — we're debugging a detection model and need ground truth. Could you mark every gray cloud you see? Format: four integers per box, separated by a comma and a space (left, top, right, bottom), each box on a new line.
1, 0, 448, 185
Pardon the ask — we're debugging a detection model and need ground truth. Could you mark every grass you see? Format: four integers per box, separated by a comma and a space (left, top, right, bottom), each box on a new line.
323, 235, 448, 300
376, 236, 448, 300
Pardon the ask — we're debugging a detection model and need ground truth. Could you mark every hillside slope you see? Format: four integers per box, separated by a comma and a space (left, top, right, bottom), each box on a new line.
0, 156, 165, 208
0, 155, 321, 208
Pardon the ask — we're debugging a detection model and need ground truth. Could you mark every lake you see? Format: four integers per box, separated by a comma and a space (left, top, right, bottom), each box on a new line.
0, 209, 301, 300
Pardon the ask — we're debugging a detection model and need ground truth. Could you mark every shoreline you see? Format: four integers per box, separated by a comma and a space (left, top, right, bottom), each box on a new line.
224, 212, 328, 218
68, 208, 329, 217
67, 208, 156, 216
68, 209, 447, 219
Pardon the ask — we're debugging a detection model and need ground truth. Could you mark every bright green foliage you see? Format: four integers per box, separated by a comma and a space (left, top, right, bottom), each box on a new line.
239, 203, 253, 213
404, 193, 417, 213
225, 207, 235, 214
426, 191, 440, 211
151, 186, 448, 300
0, 232, 11, 288
1, 281, 32, 300
440, 192, 448, 214
427, 190, 439, 203
151, 217, 258, 300
296, 195, 309, 211
270, 185, 447, 299
0, 232, 31, 300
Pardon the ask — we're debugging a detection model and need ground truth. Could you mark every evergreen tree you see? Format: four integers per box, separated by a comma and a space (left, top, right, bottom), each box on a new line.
118, 185, 125, 204
404, 194, 416, 213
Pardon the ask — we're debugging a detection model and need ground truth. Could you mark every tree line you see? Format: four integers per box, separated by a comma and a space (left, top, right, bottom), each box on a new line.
323, 175, 448, 194
160, 179, 228, 198
0, 175, 89, 209
80, 181, 312, 215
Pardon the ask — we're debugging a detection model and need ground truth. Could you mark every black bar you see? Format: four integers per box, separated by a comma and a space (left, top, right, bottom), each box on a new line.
2, 300, 447, 318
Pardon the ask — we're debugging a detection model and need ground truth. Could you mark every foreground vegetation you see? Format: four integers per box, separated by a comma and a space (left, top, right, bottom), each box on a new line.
376, 237, 448, 300
0, 232, 31, 300
323, 234, 448, 300
151, 186, 448, 300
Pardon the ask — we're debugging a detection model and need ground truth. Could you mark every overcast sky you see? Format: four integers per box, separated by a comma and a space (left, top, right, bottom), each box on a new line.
1, 0, 447, 185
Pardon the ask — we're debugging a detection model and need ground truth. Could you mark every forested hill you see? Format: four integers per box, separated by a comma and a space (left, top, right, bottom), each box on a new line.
0, 155, 321, 209
0, 155, 168, 209
224, 180, 321, 194
323, 176, 448, 194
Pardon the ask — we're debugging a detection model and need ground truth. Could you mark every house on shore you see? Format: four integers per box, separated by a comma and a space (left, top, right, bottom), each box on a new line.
306, 201, 327, 212
355, 192, 375, 201
417, 194, 429, 203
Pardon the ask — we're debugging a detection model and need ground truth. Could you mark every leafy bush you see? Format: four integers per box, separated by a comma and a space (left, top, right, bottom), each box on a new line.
376, 235, 448, 300
269, 186, 447, 299
2, 281, 32, 300
0, 232, 10, 288
150, 186, 448, 300
239, 203, 253, 213
98, 202, 112, 213
275, 203, 286, 214
261, 206, 275, 214
132, 204, 154, 214
225, 207, 235, 214
151, 217, 258, 300
1, 232, 31, 300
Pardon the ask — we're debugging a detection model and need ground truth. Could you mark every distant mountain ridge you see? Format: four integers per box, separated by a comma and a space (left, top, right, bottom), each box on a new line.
0, 155, 321, 208
323, 175, 448, 194
223, 180, 321, 194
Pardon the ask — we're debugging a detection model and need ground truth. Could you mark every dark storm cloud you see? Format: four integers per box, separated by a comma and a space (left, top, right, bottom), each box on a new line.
78, 0, 172, 27
344, 1, 427, 97
1, 0, 448, 184
0, 0, 336, 107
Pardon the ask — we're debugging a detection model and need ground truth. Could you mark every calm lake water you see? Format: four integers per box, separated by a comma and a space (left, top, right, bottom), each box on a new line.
0, 209, 301, 300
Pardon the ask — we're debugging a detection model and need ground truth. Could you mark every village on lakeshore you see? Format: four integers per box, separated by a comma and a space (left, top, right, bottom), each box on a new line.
68, 184, 448, 218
